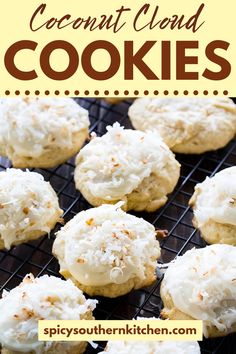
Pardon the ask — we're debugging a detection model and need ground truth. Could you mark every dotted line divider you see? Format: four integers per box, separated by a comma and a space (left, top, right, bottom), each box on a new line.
4, 90, 229, 96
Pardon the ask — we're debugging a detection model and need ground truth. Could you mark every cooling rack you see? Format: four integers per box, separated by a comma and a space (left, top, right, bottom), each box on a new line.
0, 97, 236, 354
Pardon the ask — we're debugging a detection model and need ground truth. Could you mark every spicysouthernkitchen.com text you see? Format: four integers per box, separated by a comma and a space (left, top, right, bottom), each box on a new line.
44, 324, 197, 338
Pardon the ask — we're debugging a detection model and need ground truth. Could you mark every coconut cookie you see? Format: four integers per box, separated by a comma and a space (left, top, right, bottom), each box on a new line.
160, 244, 236, 338
100, 316, 200, 354
101, 339, 200, 354
0, 274, 97, 354
0, 97, 89, 168
0, 169, 63, 250
53, 203, 161, 297
190, 167, 236, 245
128, 98, 236, 154
74, 123, 180, 212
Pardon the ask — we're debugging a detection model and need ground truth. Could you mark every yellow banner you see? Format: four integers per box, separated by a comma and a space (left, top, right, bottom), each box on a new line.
0, 0, 235, 97
38, 320, 203, 341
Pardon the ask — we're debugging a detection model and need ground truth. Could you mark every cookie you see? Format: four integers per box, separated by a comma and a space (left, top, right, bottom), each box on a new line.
0, 98, 89, 168
101, 338, 200, 354
53, 203, 161, 297
0, 274, 97, 354
190, 167, 236, 245
1, 344, 88, 354
74, 123, 180, 212
100, 316, 200, 353
0, 169, 63, 250
128, 98, 236, 154
160, 244, 236, 338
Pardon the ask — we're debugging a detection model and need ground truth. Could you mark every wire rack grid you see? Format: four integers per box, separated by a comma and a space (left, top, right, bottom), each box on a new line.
0, 98, 236, 354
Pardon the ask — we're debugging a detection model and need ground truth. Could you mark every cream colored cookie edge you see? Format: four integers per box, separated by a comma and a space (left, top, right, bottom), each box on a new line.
6, 129, 88, 169
0, 209, 63, 251
59, 264, 157, 298
172, 127, 235, 154
75, 169, 180, 213
160, 282, 236, 338
1, 341, 87, 354
189, 191, 236, 246
129, 98, 236, 154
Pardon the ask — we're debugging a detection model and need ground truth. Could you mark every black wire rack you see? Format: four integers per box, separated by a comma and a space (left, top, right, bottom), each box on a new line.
0, 98, 236, 354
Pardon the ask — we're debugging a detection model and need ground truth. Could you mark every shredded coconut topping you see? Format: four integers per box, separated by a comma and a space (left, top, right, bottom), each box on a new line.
128, 98, 236, 148
102, 316, 200, 354
161, 245, 236, 337
0, 98, 89, 157
0, 274, 97, 353
101, 340, 200, 354
54, 203, 160, 286
0, 169, 62, 249
192, 167, 236, 227
75, 123, 179, 199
